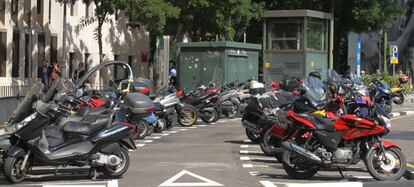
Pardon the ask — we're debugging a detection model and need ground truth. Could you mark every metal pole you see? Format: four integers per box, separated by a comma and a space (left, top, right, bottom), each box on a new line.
393, 64, 396, 76
356, 35, 361, 77
383, 31, 388, 74
62, 1, 68, 78
328, 1, 334, 69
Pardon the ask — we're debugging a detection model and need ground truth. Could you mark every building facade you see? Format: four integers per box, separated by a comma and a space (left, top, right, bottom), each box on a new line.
0, 0, 149, 121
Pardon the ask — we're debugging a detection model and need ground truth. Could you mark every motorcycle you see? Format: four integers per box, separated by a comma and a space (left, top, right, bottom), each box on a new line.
181, 86, 221, 124
152, 84, 198, 128
391, 76, 409, 105
280, 83, 406, 181
369, 78, 393, 114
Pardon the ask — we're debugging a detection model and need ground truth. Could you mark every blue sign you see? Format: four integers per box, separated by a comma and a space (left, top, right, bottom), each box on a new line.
356, 37, 361, 77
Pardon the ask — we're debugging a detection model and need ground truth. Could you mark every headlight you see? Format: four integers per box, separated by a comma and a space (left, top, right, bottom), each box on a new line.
6, 113, 36, 134
380, 115, 391, 128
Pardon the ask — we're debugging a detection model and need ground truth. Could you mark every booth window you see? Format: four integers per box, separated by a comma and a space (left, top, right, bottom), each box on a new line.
267, 19, 303, 50
307, 18, 327, 51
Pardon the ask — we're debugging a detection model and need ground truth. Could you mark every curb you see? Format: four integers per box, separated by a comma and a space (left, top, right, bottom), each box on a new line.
390, 110, 414, 118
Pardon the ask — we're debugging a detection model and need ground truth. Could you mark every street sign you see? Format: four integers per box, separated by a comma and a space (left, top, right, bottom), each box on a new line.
265, 62, 270, 68
390, 45, 399, 64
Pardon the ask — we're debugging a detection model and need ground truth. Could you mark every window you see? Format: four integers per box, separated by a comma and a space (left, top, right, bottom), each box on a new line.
69, 53, 75, 78
37, 0, 42, 14
85, 0, 90, 18
12, 32, 19, 78
84, 53, 90, 71
114, 55, 119, 78
70, 2, 75, 16
0, 32, 6, 77
11, 0, 18, 13
306, 18, 327, 51
25, 34, 29, 78
38, 34, 45, 69
267, 18, 303, 50
51, 35, 57, 67
128, 56, 133, 66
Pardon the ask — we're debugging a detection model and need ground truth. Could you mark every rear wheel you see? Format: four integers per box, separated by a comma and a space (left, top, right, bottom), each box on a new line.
3, 156, 29, 183
282, 150, 318, 179
259, 129, 282, 156
100, 147, 130, 178
154, 117, 167, 133
178, 105, 198, 126
245, 129, 260, 143
200, 108, 219, 124
381, 100, 393, 114
224, 98, 241, 119
135, 120, 149, 139
365, 146, 406, 181
392, 92, 404, 105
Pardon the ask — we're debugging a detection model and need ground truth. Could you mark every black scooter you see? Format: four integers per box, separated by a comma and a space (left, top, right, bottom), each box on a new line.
3, 99, 137, 183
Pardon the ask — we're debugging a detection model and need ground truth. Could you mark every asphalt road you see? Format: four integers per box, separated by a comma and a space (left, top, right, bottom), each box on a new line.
1, 115, 414, 187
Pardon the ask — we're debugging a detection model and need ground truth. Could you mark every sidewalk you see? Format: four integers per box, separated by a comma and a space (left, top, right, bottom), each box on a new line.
390, 94, 414, 118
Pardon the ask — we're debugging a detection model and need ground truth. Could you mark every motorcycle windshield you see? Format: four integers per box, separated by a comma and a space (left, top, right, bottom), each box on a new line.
350, 73, 364, 86
9, 82, 42, 124
303, 76, 326, 106
327, 69, 344, 85
380, 80, 390, 89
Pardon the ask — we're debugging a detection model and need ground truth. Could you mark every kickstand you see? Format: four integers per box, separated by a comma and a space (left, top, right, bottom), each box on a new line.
54, 166, 58, 176
91, 168, 99, 181
338, 167, 345, 179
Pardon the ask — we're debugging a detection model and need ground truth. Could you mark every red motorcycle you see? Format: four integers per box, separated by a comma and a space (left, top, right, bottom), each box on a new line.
281, 103, 406, 181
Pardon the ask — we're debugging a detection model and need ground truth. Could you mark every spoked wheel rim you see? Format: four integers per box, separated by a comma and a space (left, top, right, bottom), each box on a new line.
246, 129, 260, 142
104, 151, 127, 173
263, 131, 279, 150
203, 110, 216, 122
11, 158, 27, 182
368, 147, 406, 180
137, 121, 148, 138
179, 108, 197, 126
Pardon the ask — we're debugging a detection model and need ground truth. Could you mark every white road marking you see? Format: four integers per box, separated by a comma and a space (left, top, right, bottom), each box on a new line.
178, 129, 188, 131
199, 125, 207, 127
390, 112, 401, 118
160, 133, 170, 136
242, 164, 253, 168
144, 140, 154, 143
240, 157, 250, 161
272, 182, 364, 187
240, 145, 249, 148
149, 136, 162, 139
259, 181, 277, 187
249, 171, 261, 176
164, 131, 178, 133
159, 170, 223, 186
239, 150, 262, 154
135, 144, 146, 147
402, 111, 414, 115
243, 139, 252, 143
211, 123, 217, 125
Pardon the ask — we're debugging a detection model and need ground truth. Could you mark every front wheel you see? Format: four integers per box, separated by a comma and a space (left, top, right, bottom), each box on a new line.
380, 100, 393, 114
392, 92, 405, 105
282, 150, 318, 179
154, 117, 167, 133
259, 129, 282, 156
365, 146, 406, 181
135, 120, 149, 139
245, 128, 260, 143
100, 147, 130, 178
3, 156, 29, 183
178, 105, 198, 126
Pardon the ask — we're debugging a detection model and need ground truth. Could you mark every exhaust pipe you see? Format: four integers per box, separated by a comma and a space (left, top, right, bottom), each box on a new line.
242, 120, 262, 134
281, 141, 322, 163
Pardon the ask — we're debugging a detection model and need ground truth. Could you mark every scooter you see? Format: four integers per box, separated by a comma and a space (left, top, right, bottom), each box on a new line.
391, 76, 409, 105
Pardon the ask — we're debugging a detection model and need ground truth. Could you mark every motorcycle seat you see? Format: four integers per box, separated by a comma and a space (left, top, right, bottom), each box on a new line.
295, 114, 335, 132
63, 115, 110, 135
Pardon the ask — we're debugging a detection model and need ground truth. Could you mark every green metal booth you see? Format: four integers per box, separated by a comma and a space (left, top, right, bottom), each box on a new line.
263, 10, 333, 81
177, 41, 261, 90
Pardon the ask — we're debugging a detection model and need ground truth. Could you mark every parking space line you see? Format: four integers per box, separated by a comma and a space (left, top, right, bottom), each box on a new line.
243, 139, 252, 143
240, 156, 250, 161
242, 164, 254, 168
240, 145, 249, 148
178, 129, 188, 131
135, 144, 146, 147
144, 140, 154, 143
148, 136, 162, 139
249, 171, 261, 176
259, 181, 277, 187
199, 125, 207, 127
240, 150, 262, 154
160, 133, 170, 136
164, 131, 178, 133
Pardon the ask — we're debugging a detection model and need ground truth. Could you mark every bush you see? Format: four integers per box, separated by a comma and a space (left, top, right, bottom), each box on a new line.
361, 73, 414, 94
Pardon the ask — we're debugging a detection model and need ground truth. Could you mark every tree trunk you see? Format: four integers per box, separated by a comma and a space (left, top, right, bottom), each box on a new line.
397, 8, 414, 55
